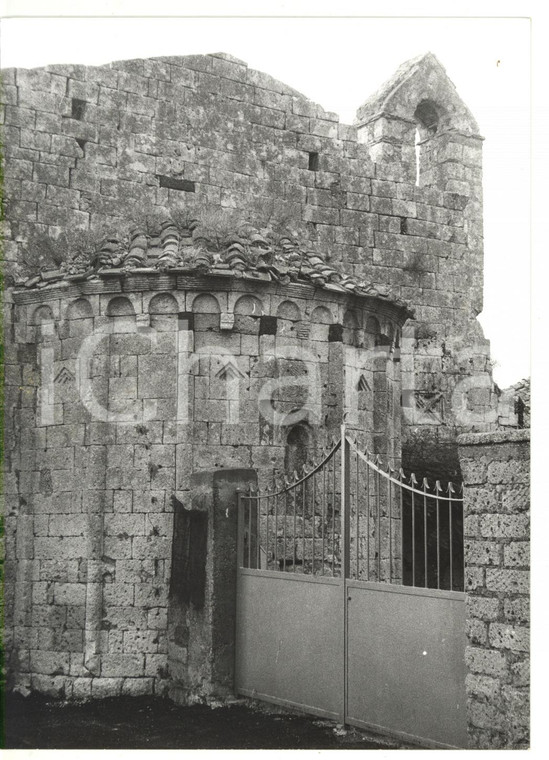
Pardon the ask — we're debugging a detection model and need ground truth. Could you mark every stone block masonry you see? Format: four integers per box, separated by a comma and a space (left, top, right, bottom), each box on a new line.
2, 268, 406, 700
458, 430, 530, 749
0, 51, 497, 474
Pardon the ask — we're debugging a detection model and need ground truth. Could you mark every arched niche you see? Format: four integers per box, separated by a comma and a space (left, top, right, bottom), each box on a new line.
106, 296, 136, 334
149, 293, 179, 314
31, 304, 56, 341
192, 293, 221, 314
66, 297, 94, 338
276, 300, 301, 321
106, 296, 136, 317
366, 316, 380, 335
365, 315, 381, 349
284, 422, 312, 475
31, 304, 55, 325
310, 306, 333, 325
234, 295, 262, 317
192, 293, 221, 333
149, 292, 179, 332
67, 298, 93, 320
343, 310, 359, 329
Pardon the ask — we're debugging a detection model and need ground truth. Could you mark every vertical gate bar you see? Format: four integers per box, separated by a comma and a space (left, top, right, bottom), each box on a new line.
341, 428, 350, 582
365, 459, 370, 581
282, 489, 288, 572
293, 486, 297, 573
355, 448, 359, 581
449, 496, 454, 591
399, 470, 404, 587
265, 494, 269, 570
411, 484, 416, 587
388, 471, 392, 583
340, 426, 350, 726
376, 469, 381, 581
247, 494, 252, 569
312, 472, 316, 574
302, 479, 306, 574
423, 482, 428, 588
332, 453, 336, 577
436, 487, 441, 589
321, 460, 326, 575
274, 493, 278, 571
236, 490, 244, 570
256, 495, 261, 570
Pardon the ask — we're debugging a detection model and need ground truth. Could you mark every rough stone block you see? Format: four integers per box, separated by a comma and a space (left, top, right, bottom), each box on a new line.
123, 630, 160, 653
465, 673, 500, 702
488, 624, 529, 653
91, 676, 123, 698
480, 514, 529, 540
466, 618, 488, 646
503, 598, 529, 626
72, 677, 92, 700
465, 646, 508, 678
144, 652, 169, 677
466, 596, 501, 621
101, 653, 145, 678
29, 650, 70, 676
103, 583, 135, 607
487, 461, 529, 486
485, 568, 529, 595
465, 540, 501, 566
503, 541, 529, 567
121, 677, 154, 696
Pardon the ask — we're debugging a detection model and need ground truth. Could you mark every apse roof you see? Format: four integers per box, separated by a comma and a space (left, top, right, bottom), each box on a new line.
17, 218, 414, 318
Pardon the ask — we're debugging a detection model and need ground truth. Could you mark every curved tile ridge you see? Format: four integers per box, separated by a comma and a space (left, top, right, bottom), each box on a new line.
17, 218, 414, 317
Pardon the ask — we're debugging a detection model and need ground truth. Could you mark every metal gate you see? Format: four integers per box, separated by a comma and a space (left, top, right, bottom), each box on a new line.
235, 427, 467, 748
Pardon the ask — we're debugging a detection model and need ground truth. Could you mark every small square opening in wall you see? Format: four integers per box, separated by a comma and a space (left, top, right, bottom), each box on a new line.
157, 175, 196, 193
178, 312, 194, 331
71, 98, 87, 120
308, 152, 319, 171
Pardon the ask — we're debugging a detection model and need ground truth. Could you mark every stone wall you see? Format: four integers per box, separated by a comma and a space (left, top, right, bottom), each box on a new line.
2, 272, 405, 699
0, 51, 497, 463
458, 429, 530, 749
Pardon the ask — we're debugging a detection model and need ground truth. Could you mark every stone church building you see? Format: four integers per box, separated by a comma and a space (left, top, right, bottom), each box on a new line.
1, 52, 528, 749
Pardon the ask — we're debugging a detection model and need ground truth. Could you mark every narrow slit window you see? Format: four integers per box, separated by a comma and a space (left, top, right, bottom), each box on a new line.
71, 99, 87, 120
157, 175, 196, 193
308, 152, 319, 171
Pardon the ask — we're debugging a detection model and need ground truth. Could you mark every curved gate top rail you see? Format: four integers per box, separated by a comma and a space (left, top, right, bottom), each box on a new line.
238, 425, 464, 592
346, 436, 464, 503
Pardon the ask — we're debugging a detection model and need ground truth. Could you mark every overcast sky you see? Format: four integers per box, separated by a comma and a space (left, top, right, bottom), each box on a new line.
0, 9, 531, 388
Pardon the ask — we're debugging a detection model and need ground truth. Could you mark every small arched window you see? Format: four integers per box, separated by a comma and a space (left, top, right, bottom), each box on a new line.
285, 424, 311, 475
414, 99, 440, 187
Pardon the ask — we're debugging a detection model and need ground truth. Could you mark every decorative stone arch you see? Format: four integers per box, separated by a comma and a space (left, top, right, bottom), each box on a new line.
31, 304, 55, 325
276, 300, 301, 321
365, 315, 381, 348
66, 297, 94, 320
31, 304, 56, 341
106, 296, 136, 317
149, 292, 179, 332
310, 305, 333, 324
234, 295, 263, 316
106, 295, 136, 333
192, 293, 221, 314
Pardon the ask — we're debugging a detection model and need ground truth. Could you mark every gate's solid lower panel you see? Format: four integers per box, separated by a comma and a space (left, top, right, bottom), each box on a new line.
346, 581, 467, 748
236, 569, 344, 720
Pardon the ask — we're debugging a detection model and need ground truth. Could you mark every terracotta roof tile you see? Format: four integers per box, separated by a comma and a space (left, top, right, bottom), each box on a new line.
17, 218, 414, 318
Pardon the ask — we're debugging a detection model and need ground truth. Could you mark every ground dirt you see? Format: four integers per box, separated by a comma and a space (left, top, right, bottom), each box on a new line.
3, 693, 416, 750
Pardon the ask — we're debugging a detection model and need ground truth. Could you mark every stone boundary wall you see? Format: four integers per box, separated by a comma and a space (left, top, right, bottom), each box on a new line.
458, 429, 530, 749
